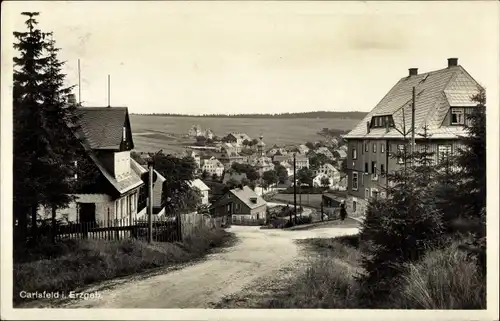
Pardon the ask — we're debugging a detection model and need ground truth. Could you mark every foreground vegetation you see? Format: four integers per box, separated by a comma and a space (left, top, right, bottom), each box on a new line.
258, 90, 487, 309
260, 235, 485, 309
14, 228, 234, 306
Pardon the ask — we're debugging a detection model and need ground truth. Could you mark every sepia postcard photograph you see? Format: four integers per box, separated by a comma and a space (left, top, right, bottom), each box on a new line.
1, 1, 499, 320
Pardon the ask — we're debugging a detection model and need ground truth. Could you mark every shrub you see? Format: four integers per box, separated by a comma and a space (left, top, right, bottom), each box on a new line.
389, 243, 486, 309
358, 143, 445, 306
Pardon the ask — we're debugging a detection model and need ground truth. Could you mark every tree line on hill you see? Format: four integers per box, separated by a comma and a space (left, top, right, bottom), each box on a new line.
132, 111, 367, 120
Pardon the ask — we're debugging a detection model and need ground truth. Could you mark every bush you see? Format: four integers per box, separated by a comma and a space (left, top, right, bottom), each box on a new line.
358, 165, 445, 305
389, 243, 486, 309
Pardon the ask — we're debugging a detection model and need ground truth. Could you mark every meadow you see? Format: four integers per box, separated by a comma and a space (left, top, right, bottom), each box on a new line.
130, 115, 360, 154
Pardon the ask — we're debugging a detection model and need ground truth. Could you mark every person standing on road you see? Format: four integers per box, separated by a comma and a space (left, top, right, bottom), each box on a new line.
340, 201, 347, 222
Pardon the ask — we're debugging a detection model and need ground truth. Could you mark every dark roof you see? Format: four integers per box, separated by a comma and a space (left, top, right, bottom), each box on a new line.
75, 107, 129, 150
344, 64, 482, 139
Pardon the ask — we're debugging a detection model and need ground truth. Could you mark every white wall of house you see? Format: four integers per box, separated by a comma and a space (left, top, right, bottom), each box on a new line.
38, 193, 115, 223
114, 151, 131, 181
38, 191, 140, 226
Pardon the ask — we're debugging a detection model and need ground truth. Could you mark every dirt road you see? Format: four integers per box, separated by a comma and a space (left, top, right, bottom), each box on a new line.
58, 224, 359, 308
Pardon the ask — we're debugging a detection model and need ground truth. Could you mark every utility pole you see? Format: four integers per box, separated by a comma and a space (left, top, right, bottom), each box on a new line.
78, 59, 81, 104
293, 153, 297, 225
147, 159, 154, 243
107, 75, 111, 107
411, 86, 416, 159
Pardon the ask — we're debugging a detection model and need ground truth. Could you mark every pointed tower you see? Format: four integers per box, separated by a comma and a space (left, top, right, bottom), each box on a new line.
257, 135, 266, 157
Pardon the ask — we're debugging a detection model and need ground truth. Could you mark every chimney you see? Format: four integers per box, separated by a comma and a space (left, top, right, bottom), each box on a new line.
448, 58, 458, 68
409, 68, 418, 76
366, 121, 371, 134
250, 197, 257, 203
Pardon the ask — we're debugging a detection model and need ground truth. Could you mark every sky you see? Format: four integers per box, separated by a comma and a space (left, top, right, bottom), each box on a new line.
2, 1, 499, 115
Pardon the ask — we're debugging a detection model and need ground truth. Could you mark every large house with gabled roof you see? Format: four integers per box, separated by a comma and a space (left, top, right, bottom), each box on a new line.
38, 106, 145, 225
343, 58, 483, 217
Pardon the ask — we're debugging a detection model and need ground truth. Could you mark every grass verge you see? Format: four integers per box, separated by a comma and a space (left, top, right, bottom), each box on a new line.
13, 227, 234, 306
255, 236, 485, 309
388, 242, 486, 309
260, 235, 362, 308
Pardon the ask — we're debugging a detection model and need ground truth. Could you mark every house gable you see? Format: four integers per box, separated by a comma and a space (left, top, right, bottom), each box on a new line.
344, 59, 483, 140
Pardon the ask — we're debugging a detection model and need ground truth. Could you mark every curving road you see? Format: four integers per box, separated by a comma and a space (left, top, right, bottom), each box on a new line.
55, 224, 359, 309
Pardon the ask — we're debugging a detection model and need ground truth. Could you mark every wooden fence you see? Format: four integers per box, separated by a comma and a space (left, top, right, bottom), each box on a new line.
230, 217, 266, 226
42, 213, 223, 243
51, 217, 181, 242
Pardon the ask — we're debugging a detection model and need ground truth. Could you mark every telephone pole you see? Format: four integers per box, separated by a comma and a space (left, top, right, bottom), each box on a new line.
147, 159, 154, 243
411, 86, 416, 157
293, 153, 297, 225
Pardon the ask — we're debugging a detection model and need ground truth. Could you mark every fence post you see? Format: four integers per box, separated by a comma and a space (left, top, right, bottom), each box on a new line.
177, 213, 183, 242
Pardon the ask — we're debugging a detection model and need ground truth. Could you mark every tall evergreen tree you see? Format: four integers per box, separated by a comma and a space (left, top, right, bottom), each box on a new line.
13, 12, 51, 241
454, 88, 487, 221
13, 12, 94, 242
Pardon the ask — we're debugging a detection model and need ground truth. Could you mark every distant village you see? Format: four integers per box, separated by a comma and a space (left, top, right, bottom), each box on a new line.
184, 124, 347, 189
129, 124, 349, 222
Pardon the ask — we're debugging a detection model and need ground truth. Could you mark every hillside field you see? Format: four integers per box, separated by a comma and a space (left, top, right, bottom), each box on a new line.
130, 115, 360, 154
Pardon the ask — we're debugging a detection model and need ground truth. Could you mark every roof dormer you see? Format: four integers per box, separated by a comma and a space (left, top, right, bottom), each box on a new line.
369, 115, 395, 129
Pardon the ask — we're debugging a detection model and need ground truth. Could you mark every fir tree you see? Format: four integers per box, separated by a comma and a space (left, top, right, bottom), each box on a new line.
13, 12, 96, 242
13, 12, 51, 241
358, 127, 444, 306
454, 88, 486, 221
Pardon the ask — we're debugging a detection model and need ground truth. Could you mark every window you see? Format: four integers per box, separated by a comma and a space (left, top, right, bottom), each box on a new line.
364, 162, 369, 173
352, 172, 359, 190
121, 198, 126, 218
371, 189, 379, 199
438, 145, 452, 161
373, 143, 377, 153
353, 201, 357, 212
352, 148, 357, 160
381, 144, 385, 153
365, 188, 370, 199
361, 172, 364, 185
131, 193, 136, 211
122, 126, 127, 141
371, 116, 395, 128
372, 161, 378, 180
365, 142, 369, 152
380, 164, 385, 175
397, 144, 405, 164
451, 108, 464, 125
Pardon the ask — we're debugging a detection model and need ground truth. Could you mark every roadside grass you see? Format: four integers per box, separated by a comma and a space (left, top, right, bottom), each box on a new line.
261, 235, 362, 308
256, 235, 485, 309
388, 242, 486, 309
13, 227, 234, 306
